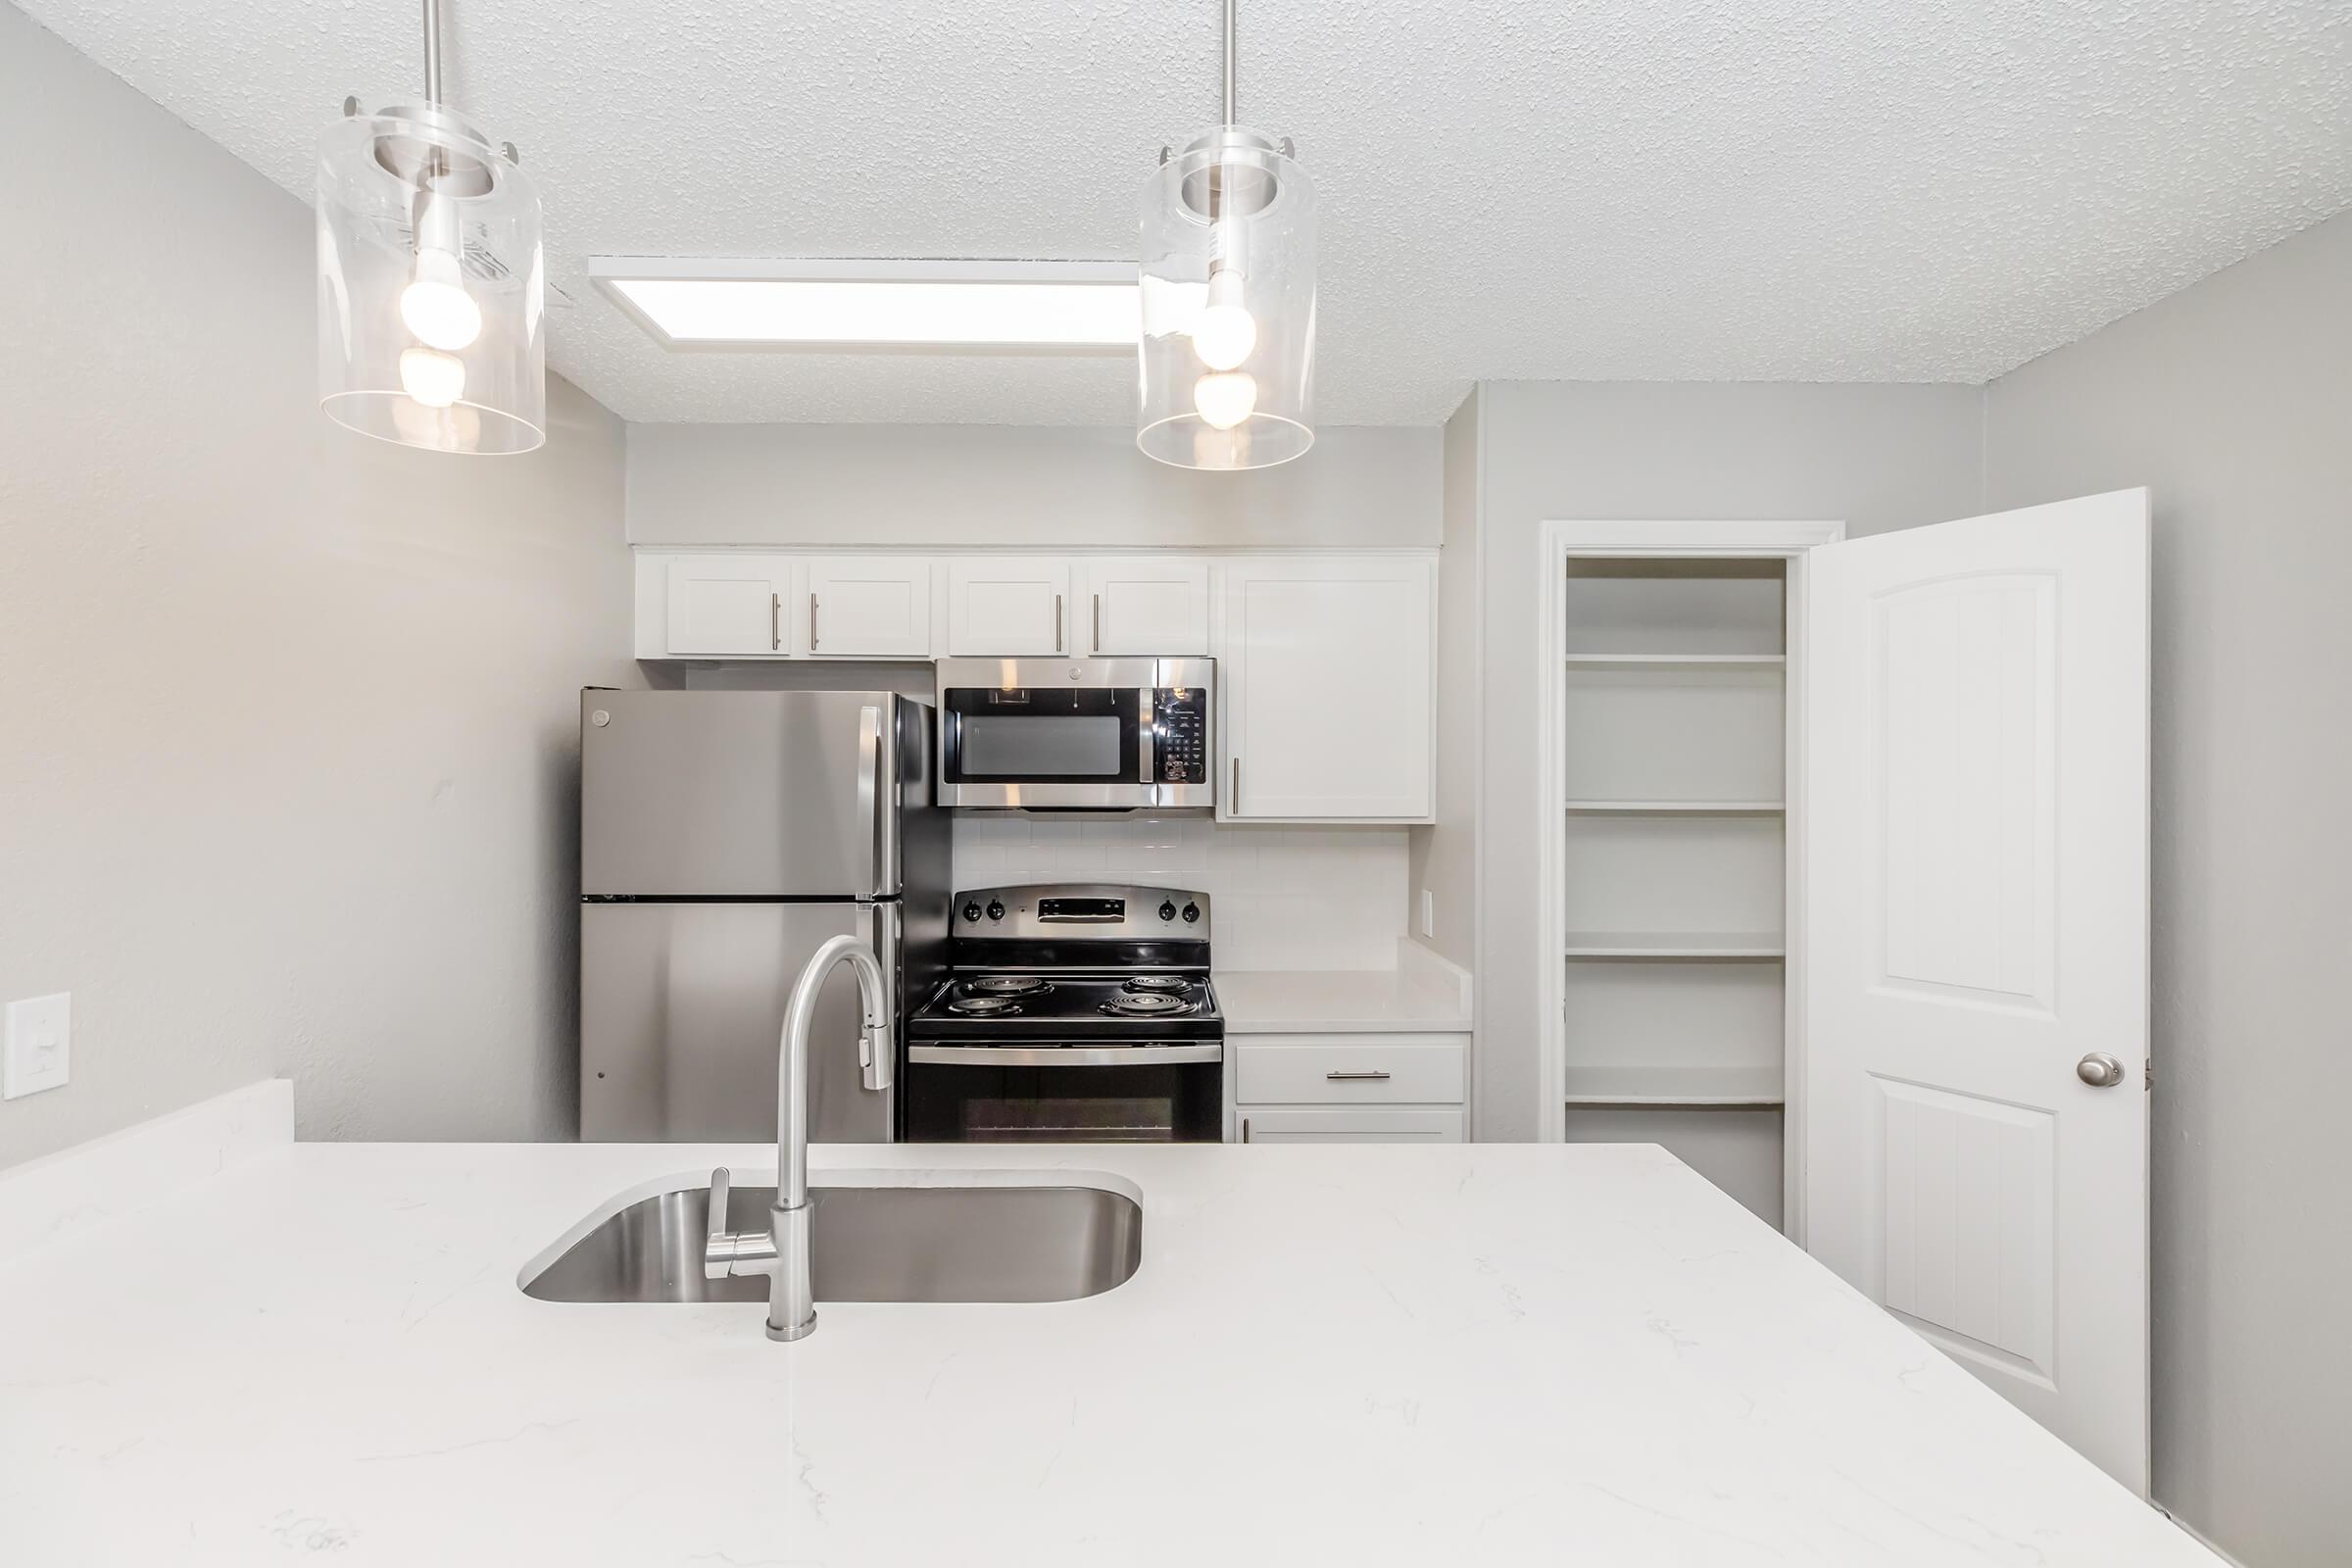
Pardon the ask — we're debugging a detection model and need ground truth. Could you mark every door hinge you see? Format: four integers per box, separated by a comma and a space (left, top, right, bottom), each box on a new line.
2143, 1058, 2153, 1091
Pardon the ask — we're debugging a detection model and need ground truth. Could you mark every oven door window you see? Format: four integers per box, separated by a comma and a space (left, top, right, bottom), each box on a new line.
942, 687, 1140, 783
905, 1060, 1222, 1143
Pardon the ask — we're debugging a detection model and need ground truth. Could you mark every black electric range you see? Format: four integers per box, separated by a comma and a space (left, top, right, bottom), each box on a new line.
902, 883, 1224, 1142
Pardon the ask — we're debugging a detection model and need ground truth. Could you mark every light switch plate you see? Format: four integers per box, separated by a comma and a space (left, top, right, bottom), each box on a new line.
4, 992, 72, 1100
1419, 889, 1436, 941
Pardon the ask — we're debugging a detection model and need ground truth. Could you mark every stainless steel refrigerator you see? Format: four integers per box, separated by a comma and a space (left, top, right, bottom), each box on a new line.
578, 689, 949, 1143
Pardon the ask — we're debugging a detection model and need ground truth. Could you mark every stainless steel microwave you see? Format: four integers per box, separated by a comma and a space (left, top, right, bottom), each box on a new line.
935, 658, 1214, 810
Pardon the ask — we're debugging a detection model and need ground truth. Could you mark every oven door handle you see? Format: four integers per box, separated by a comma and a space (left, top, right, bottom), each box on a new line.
906, 1043, 1223, 1067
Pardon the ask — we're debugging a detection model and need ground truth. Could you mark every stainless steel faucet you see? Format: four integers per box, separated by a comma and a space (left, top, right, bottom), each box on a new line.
703, 934, 890, 1342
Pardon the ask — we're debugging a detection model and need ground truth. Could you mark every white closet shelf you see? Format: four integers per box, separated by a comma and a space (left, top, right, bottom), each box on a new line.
1563, 931, 1787, 958
1562, 799, 1786, 813
1562, 1064, 1787, 1107
1560, 653, 1786, 667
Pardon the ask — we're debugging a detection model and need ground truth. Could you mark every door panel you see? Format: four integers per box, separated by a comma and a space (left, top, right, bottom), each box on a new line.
581, 690, 890, 897
580, 900, 896, 1143
1236, 1106, 1464, 1144
806, 557, 932, 658
664, 556, 789, 656
1803, 487, 2149, 1490
1221, 559, 1434, 820
947, 560, 1071, 655
1078, 557, 1211, 654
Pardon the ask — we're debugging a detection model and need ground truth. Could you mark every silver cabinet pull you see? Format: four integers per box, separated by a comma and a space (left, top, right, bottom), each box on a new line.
1326, 1070, 1392, 1082
1054, 592, 1064, 653
2077, 1052, 2126, 1088
809, 593, 820, 653
1240, 1117, 1251, 1144
1093, 593, 1102, 652
1231, 756, 1241, 809
770, 593, 782, 652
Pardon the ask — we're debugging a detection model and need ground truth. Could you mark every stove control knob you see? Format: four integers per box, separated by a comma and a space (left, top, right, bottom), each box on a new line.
961, 902, 983, 923
1158, 901, 1177, 922
986, 900, 1006, 922
1181, 902, 1200, 924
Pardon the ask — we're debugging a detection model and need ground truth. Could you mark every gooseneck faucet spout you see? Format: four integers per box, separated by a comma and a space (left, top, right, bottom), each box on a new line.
703, 933, 890, 1342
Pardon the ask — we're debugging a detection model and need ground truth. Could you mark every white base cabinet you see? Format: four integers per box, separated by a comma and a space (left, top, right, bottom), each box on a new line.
1229, 1032, 1467, 1145
1238, 1106, 1466, 1145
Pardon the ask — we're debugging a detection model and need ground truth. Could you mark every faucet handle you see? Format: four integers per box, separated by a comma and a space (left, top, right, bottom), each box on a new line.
704, 1165, 780, 1281
703, 1166, 735, 1280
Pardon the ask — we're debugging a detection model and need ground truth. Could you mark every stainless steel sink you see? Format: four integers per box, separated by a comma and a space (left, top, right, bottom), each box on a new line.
521, 1181, 1143, 1304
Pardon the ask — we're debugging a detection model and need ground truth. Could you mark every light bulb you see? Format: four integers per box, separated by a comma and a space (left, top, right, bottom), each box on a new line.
1192, 270, 1256, 370
400, 346, 466, 409
400, 247, 482, 352
1194, 369, 1256, 431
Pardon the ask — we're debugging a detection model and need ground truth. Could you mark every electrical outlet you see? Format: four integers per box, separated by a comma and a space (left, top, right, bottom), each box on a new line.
1419, 889, 1436, 940
3, 992, 72, 1100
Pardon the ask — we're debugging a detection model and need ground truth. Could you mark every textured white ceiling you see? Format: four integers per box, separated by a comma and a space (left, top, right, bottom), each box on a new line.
20, 0, 2352, 424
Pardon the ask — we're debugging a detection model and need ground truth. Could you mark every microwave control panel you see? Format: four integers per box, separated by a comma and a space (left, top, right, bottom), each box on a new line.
1153, 686, 1209, 784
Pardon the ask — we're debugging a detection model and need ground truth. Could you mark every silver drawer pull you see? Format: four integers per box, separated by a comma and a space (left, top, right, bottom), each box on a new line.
1326, 1070, 1393, 1082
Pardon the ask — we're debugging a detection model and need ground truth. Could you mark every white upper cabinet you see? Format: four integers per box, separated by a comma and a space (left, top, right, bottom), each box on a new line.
946, 559, 1072, 656
804, 557, 933, 659
664, 555, 792, 657
1074, 557, 1212, 655
1219, 556, 1435, 822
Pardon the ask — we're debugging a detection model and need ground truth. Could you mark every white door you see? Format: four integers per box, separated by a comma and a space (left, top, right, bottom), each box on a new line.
664, 556, 791, 657
1076, 557, 1211, 654
1221, 557, 1435, 821
804, 557, 932, 659
946, 559, 1071, 655
1803, 488, 2150, 1492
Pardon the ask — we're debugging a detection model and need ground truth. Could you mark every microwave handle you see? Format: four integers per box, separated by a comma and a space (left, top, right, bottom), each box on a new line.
1139, 688, 1154, 785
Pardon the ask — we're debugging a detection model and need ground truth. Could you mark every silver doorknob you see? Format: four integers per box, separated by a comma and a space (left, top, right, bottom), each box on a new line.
2077, 1053, 2126, 1088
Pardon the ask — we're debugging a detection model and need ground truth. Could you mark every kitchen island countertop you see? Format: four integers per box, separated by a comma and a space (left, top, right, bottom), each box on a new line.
0, 1105, 2211, 1566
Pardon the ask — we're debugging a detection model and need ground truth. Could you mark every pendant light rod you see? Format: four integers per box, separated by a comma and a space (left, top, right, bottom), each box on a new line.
1220, 0, 1236, 124
420, 0, 442, 104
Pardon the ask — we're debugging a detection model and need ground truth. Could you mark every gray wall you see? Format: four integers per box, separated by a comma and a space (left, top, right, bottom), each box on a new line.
1984, 209, 2352, 1568
627, 421, 1443, 547
0, 8, 638, 1168
1468, 382, 1987, 1140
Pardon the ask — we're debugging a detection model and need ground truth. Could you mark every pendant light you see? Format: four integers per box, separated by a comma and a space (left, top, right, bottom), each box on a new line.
1138, 0, 1316, 470
318, 0, 545, 455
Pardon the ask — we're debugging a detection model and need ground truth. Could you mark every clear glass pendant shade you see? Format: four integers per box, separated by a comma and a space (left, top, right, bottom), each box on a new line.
1138, 126, 1315, 470
318, 100, 545, 455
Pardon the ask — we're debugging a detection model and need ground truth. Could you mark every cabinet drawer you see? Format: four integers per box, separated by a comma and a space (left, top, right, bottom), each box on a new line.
1236, 1106, 1465, 1144
1233, 1035, 1466, 1105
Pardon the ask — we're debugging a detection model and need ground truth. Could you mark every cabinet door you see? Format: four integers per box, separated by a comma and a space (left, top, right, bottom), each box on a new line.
664, 555, 792, 657
1236, 1106, 1464, 1144
1804, 488, 2149, 1491
946, 559, 1072, 655
1075, 557, 1211, 655
805, 557, 933, 659
1220, 557, 1434, 820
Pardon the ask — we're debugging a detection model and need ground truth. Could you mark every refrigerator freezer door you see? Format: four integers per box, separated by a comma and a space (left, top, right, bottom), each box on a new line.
581, 689, 903, 898
581, 900, 899, 1143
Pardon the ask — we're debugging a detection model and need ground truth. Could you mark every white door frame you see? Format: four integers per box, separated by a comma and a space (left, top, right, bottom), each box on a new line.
1534, 519, 1844, 1243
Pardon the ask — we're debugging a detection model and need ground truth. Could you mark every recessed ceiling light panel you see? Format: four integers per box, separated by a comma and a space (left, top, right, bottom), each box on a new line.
588, 259, 1137, 353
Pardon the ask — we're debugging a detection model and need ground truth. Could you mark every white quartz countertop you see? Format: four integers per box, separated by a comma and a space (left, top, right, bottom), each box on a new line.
0, 1134, 2210, 1566
1217, 966, 1472, 1032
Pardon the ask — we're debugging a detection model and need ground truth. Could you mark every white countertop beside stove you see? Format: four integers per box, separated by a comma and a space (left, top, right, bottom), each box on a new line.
1215, 944, 1473, 1033
0, 1084, 2212, 1567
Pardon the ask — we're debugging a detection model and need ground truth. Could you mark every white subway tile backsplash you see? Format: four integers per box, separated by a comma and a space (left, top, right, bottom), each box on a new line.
951, 816, 1409, 971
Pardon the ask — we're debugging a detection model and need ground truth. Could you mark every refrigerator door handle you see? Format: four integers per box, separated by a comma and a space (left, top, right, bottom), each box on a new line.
856, 704, 885, 896
855, 901, 898, 1094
